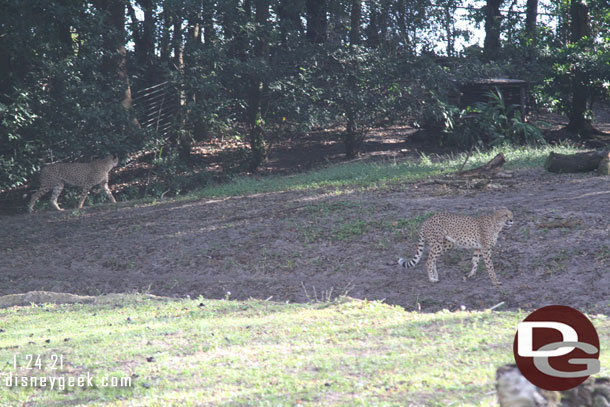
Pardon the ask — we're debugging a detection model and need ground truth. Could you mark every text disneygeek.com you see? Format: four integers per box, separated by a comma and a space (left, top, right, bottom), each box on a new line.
3, 354, 132, 390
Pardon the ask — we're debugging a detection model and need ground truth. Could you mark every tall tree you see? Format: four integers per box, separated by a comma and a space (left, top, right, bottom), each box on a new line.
202, 0, 216, 45
160, 3, 172, 64
378, 0, 390, 49
439, 0, 459, 57
524, 0, 538, 40
566, 0, 597, 136
278, 0, 304, 47
247, 0, 270, 171
93, 0, 135, 113
306, 0, 327, 43
127, 0, 155, 76
366, 2, 380, 47
483, 0, 503, 60
349, 0, 361, 45
344, 0, 361, 158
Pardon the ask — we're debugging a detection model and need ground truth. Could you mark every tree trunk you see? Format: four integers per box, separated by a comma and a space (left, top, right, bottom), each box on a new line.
444, 2, 456, 57
524, 0, 538, 40
544, 150, 607, 173
483, 0, 503, 60
344, 114, 362, 159
186, 2, 202, 63
366, 4, 379, 48
203, 0, 216, 46
56, 0, 74, 55
247, 0, 270, 172
343, 0, 362, 159
140, 0, 155, 65
278, 0, 304, 47
94, 0, 135, 114
349, 0, 361, 46
182, 2, 206, 148
173, 12, 184, 75
378, 0, 389, 49
132, 0, 156, 85
160, 5, 172, 63
396, 0, 410, 51
223, 0, 248, 61
306, 0, 327, 43
126, 2, 144, 62
566, 0, 598, 137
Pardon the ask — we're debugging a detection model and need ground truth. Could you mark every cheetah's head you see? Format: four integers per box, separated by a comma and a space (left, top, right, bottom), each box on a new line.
494, 208, 513, 228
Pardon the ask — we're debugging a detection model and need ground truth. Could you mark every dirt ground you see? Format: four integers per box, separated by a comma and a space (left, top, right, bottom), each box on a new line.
1, 165, 608, 313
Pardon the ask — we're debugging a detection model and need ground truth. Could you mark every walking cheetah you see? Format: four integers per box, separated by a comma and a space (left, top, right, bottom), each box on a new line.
398, 209, 513, 286
27, 155, 119, 213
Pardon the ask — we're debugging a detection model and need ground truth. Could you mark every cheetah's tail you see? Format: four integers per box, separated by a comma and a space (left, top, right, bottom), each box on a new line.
398, 234, 425, 268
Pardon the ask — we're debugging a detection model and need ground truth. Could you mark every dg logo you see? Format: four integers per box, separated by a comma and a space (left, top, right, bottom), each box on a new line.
513, 305, 601, 391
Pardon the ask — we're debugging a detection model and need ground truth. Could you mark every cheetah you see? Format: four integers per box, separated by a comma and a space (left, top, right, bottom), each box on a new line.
397, 209, 513, 286
27, 155, 119, 213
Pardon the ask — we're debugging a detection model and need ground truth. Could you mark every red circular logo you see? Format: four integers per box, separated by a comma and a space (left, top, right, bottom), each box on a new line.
513, 305, 600, 391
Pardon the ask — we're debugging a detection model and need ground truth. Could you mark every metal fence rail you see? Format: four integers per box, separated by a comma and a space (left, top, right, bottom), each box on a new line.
133, 81, 179, 137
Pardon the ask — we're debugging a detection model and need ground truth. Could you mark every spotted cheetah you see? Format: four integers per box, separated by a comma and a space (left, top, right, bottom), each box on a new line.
398, 209, 513, 286
27, 155, 119, 213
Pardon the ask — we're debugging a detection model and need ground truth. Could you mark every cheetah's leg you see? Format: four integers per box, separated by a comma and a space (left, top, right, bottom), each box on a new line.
426, 242, 441, 283
467, 249, 481, 278
49, 183, 65, 211
77, 187, 91, 208
101, 182, 116, 203
482, 249, 501, 286
27, 186, 52, 213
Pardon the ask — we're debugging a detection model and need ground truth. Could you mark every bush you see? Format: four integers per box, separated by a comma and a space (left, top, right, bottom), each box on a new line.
434, 89, 547, 148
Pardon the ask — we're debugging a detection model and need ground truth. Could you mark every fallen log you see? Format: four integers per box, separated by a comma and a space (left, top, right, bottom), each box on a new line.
597, 151, 610, 175
544, 150, 607, 173
456, 152, 507, 177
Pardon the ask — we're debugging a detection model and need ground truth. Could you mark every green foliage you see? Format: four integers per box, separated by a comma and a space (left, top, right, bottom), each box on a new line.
537, 37, 610, 115
429, 89, 547, 149
323, 46, 406, 154
472, 89, 547, 146
0, 0, 141, 191
2, 0, 610, 196
0, 91, 39, 190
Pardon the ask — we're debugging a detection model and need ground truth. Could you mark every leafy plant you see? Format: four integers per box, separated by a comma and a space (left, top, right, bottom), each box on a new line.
474, 89, 547, 146
437, 89, 548, 148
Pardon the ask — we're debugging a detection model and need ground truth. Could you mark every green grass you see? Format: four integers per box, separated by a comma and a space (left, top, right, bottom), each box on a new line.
0, 295, 608, 407
179, 143, 584, 200
49, 143, 583, 213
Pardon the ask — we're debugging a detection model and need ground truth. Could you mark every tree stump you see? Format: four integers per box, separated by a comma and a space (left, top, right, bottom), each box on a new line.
496, 364, 610, 407
544, 150, 607, 173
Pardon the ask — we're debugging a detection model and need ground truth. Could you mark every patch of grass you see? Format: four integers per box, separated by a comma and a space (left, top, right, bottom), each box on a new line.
391, 213, 435, 240
543, 248, 578, 275
179, 143, 585, 201
299, 209, 436, 244
332, 219, 371, 241
596, 247, 610, 266
295, 201, 376, 243
1, 295, 607, 407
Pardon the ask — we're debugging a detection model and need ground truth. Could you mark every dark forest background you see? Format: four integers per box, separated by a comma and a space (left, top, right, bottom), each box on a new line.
1, 0, 609, 195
